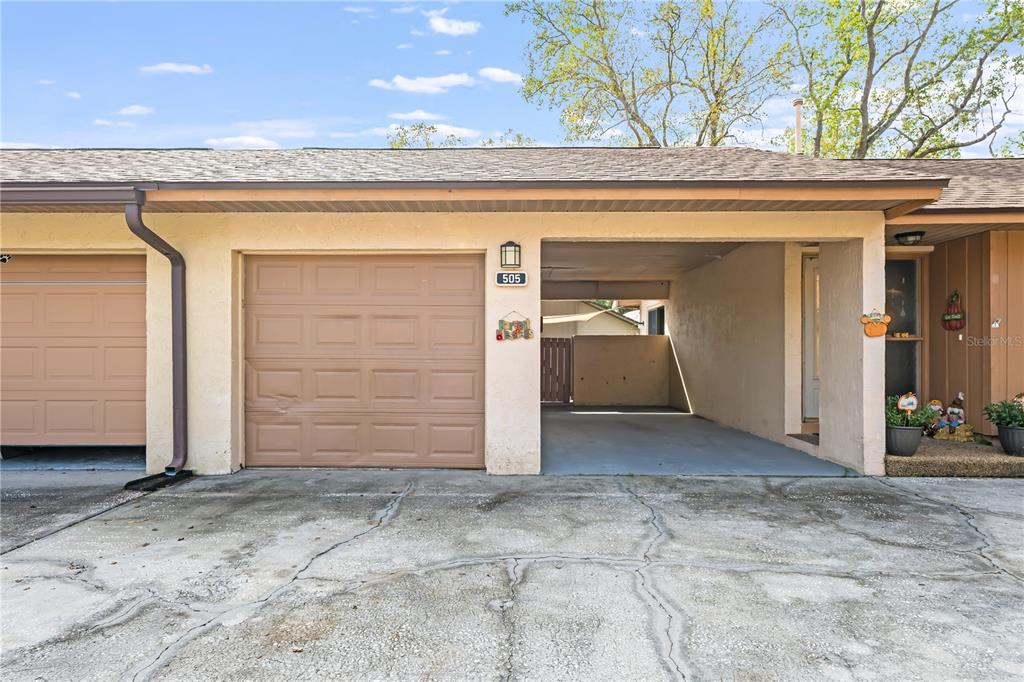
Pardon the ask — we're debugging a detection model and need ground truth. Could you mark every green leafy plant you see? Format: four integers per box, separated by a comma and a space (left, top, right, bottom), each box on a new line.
885, 395, 932, 428
983, 401, 1024, 428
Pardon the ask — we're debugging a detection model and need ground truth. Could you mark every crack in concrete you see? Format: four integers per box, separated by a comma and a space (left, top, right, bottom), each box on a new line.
1, 491, 148, 556
122, 483, 415, 682
498, 558, 522, 682
761, 479, 930, 551
874, 479, 1024, 585
621, 483, 693, 682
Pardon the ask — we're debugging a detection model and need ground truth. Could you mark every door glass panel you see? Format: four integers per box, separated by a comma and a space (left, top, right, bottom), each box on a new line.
885, 260, 919, 336
885, 341, 918, 396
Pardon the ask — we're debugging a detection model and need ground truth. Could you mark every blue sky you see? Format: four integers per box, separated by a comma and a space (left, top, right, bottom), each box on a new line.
2, 1, 555, 148
2, 1, 1020, 153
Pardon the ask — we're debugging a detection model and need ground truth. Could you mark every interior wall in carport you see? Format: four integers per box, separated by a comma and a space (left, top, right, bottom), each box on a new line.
2, 209, 885, 476
663, 242, 802, 446
573, 335, 673, 405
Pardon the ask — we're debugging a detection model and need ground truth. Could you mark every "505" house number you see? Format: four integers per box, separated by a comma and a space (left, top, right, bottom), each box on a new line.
495, 272, 527, 287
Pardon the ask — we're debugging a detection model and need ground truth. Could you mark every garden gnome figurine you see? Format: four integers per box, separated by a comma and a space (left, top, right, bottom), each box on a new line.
926, 399, 946, 436
947, 393, 966, 429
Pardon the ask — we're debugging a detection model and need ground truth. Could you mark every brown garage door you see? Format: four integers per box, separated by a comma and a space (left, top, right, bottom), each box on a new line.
244, 254, 484, 468
0, 255, 146, 445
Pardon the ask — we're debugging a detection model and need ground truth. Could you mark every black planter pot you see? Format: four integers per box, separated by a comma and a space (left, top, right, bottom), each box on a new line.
886, 425, 923, 457
996, 426, 1024, 456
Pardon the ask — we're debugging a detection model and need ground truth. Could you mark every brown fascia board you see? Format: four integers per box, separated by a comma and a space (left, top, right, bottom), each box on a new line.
1, 178, 949, 192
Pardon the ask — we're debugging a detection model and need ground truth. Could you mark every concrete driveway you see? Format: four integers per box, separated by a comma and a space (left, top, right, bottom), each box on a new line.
1, 470, 1022, 681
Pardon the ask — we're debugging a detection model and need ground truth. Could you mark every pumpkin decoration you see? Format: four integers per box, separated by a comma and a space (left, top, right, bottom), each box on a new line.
860, 309, 892, 337
941, 289, 966, 331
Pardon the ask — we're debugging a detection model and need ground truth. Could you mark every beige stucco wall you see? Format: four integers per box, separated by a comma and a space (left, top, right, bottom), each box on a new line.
573, 335, 671, 405
664, 243, 798, 443
1, 209, 885, 475
819, 238, 887, 474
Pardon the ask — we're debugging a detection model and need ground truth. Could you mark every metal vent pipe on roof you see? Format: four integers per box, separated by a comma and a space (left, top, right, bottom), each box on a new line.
125, 200, 189, 475
793, 98, 804, 155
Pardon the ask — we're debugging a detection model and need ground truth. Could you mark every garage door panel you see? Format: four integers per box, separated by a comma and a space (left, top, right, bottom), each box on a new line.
244, 254, 484, 468
0, 256, 146, 445
1, 287, 145, 338
246, 305, 483, 358
2, 339, 146, 391
246, 359, 483, 412
0, 255, 145, 281
244, 254, 483, 306
2, 392, 145, 445
245, 412, 484, 468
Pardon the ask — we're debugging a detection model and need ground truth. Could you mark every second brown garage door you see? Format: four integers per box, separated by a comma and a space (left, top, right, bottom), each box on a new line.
244, 254, 484, 468
1, 255, 146, 445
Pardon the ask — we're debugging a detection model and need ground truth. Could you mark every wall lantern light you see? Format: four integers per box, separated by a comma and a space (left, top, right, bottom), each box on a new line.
894, 231, 926, 246
500, 241, 522, 269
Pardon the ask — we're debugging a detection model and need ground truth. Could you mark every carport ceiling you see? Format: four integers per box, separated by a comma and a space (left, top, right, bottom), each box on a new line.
541, 241, 743, 281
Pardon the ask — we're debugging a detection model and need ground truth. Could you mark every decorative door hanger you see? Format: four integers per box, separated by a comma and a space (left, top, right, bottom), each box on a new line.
496, 311, 534, 341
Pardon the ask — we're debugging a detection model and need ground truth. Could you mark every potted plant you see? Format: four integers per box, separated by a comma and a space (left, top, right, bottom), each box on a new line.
885, 395, 931, 456
982, 400, 1024, 456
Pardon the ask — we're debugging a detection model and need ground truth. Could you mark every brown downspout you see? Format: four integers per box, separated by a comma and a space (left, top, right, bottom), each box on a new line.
125, 197, 189, 475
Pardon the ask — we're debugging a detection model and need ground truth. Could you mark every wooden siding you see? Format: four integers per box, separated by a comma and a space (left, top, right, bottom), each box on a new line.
928, 231, 1024, 434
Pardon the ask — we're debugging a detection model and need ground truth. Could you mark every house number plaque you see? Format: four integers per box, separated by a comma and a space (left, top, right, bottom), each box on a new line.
495, 272, 527, 287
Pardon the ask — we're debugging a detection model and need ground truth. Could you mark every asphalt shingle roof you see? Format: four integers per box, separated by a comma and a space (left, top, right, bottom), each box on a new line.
862, 159, 1024, 212
0, 146, 950, 186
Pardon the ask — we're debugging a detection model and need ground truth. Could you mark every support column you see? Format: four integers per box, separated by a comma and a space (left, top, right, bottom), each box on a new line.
783, 242, 804, 437
484, 235, 542, 474
819, 234, 886, 474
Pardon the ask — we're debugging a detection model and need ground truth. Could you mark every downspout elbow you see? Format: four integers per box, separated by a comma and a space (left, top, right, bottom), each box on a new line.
125, 200, 189, 475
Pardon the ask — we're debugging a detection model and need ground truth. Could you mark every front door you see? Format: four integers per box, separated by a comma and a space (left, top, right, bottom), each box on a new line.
802, 256, 820, 420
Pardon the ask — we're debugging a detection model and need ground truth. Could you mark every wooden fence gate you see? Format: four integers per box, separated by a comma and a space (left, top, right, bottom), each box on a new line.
541, 337, 573, 403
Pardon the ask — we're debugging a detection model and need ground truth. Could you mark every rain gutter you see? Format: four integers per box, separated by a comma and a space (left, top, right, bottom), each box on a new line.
0, 185, 189, 476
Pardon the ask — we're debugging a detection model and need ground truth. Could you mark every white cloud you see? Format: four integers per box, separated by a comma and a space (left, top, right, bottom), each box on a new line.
328, 131, 359, 139
369, 72, 476, 94
433, 123, 480, 138
342, 6, 374, 13
389, 109, 446, 121
94, 119, 136, 128
478, 67, 521, 84
35, 79, 55, 86
426, 8, 481, 36
397, 43, 414, 49
0, 141, 56, 149
235, 119, 317, 138
140, 62, 214, 75
118, 104, 154, 115
364, 122, 481, 138
65, 91, 81, 100
434, 49, 452, 56
204, 135, 280, 149
391, 5, 418, 13
410, 28, 428, 37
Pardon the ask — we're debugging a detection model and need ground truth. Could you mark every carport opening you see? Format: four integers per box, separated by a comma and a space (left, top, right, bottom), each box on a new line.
539, 240, 850, 476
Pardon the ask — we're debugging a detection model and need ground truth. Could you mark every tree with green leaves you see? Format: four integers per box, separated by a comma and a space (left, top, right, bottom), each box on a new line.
387, 124, 464, 149
480, 128, 538, 147
505, 0, 790, 146
774, 0, 1023, 158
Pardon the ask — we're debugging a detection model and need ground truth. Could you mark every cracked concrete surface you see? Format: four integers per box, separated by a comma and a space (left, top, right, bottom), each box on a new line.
1, 470, 1022, 681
